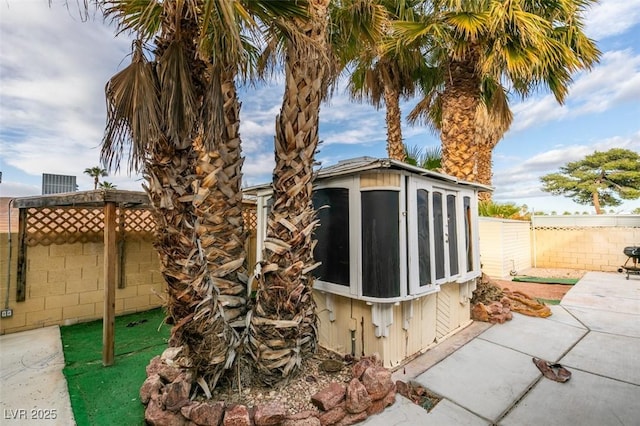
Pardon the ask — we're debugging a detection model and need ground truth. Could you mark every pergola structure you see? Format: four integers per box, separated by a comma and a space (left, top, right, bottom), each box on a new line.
13, 190, 151, 366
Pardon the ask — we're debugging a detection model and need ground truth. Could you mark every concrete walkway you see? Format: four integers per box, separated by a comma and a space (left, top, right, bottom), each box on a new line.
365, 271, 640, 425
0, 326, 74, 425
1, 271, 638, 425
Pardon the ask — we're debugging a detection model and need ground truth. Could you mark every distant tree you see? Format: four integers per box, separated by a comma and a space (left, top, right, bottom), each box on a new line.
540, 149, 640, 214
84, 166, 107, 190
99, 181, 117, 189
633, 207, 640, 214
563, 211, 571, 215
404, 144, 442, 171
478, 200, 529, 220
551, 211, 557, 215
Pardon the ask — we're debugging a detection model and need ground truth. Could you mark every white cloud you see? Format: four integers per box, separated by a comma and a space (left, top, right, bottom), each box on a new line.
584, 0, 640, 39
510, 49, 640, 132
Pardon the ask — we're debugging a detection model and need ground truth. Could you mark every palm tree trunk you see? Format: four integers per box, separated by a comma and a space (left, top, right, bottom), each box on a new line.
383, 83, 405, 161
193, 74, 248, 328
440, 58, 480, 182
248, 0, 329, 386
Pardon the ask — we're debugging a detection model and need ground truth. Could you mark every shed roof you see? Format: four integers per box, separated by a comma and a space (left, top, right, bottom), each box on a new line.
244, 157, 493, 194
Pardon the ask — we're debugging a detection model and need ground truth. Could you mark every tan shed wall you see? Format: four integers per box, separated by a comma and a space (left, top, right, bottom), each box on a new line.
533, 227, 640, 271
478, 218, 531, 278
315, 281, 472, 369
0, 234, 164, 334
360, 173, 401, 188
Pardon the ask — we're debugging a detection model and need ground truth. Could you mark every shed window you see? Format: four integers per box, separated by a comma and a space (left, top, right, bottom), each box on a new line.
312, 188, 350, 286
447, 194, 459, 276
417, 189, 431, 286
433, 192, 445, 280
464, 196, 473, 272
361, 191, 400, 298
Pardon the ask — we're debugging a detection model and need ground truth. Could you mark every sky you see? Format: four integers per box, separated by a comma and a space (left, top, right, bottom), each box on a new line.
1, 0, 639, 214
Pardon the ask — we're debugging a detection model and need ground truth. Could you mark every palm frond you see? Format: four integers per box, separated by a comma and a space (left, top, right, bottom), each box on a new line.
102, 40, 160, 173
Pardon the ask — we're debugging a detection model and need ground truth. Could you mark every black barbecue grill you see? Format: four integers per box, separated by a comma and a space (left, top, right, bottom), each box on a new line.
618, 246, 640, 279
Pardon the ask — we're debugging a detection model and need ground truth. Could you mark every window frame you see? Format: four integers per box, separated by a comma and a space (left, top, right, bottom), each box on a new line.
311, 177, 360, 298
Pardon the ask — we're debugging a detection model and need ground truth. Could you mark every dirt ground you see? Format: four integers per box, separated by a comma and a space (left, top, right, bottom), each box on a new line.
489, 268, 587, 301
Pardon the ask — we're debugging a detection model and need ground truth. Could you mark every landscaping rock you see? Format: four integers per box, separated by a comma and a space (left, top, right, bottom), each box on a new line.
286, 411, 319, 421
146, 356, 163, 377
223, 404, 250, 426
158, 363, 183, 383
181, 401, 225, 426
146, 396, 187, 426
163, 379, 192, 412
140, 374, 164, 405
350, 358, 373, 381
311, 382, 346, 411
335, 411, 368, 426
361, 366, 393, 400
318, 403, 346, 426
344, 379, 371, 414
282, 417, 321, 426
254, 403, 286, 426
382, 387, 396, 407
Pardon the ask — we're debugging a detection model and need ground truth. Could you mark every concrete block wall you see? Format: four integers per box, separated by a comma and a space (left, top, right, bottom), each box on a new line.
0, 233, 164, 334
533, 227, 640, 271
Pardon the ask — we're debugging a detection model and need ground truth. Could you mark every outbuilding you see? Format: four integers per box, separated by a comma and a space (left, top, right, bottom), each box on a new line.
246, 157, 489, 368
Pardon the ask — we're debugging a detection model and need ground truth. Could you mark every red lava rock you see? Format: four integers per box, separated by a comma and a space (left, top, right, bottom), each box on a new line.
163, 379, 192, 412
335, 411, 368, 426
350, 358, 373, 380
318, 402, 346, 426
286, 411, 319, 421
361, 366, 393, 401
157, 363, 182, 383
345, 379, 372, 414
254, 403, 286, 426
146, 356, 163, 377
140, 374, 164, 405
181, 401, 225, 426
382, 386, 396, 408
223, 404, 250, 426
145, 395, 187, 426
311, 382, 347, 411
365, 399, 385, 416
282, 417, 322, 426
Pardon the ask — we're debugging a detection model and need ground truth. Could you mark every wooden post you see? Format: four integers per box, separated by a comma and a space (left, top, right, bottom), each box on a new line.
103, 202, 117, 366
16, 209, 28, 302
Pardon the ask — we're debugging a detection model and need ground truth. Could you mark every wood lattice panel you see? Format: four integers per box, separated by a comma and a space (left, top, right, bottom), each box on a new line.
243, 205, 257, 233
25, 207, 155, 247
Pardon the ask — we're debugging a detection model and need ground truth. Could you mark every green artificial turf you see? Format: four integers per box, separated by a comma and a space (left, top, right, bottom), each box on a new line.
512, 276, 579, 285
60, 309, 170, 426
536, 298, 561, 305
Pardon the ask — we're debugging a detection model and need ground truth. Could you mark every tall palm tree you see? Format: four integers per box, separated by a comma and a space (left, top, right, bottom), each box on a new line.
248, 0, 332, 386
347, 0, 424, 161
395, 0, 600, 184
99, 0, 305, 390
84, 166, 107, 190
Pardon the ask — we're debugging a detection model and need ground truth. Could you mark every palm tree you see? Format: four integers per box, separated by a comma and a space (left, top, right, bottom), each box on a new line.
404, 144, 441, 170
99, 0, 305, 390
395, 0, 600, 185
84, 166, 107, 190
347, 0, 424, 161
98, 181, 117, 189
248, 0, 332, 386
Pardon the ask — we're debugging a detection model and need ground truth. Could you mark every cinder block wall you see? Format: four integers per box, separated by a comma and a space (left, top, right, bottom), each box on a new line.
0, 233, 164, 334
533, 227, 640, 271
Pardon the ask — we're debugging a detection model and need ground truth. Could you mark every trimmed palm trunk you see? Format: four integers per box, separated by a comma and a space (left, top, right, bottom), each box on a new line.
381, 61, 406, 162
249, 0, 330, 385
193, 74, 248, 327
440, 57, 481, 182
144, 2, 240, 390
475, 106, 503, 200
